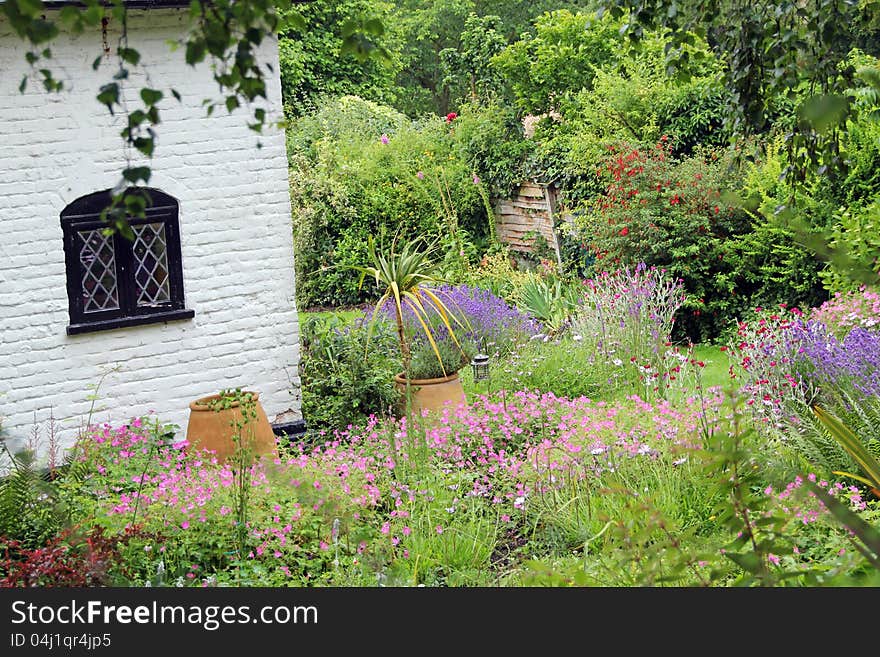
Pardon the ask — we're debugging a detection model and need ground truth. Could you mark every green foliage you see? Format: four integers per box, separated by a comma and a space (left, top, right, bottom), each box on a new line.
597, 0, 880, 184
805, 481, 880, 573
388, 0, 596, 116
527, 26, 723, 201
391, 0, 476, 116
492, 9, 622, 115
515, 273, 581, 335
278, 0, 403, 117
288, 100, 489, 308
821, 199, 880, 292
205, 388, 260, 567
448, 102, 531, 198
486, 337, 605, 399
724, 222, 828, 323
286, 94, 407, 160
439, 13, 508, 106
299, 313, 399, 435
655, 78, 730, 155
737, 132, 872, 294
0, 444, 67, 549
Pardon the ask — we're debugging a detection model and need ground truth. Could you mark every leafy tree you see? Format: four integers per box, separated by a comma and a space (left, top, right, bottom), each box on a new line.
491, 9, 623, 115
278, 0, 404, 117
474, 0, 597, 40
392, 0, 476, 116
595, 0, 880, 184
438, 13, 507, 105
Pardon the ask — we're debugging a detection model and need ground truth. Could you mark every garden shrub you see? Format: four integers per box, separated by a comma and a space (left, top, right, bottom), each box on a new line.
461, 250, 533, 305
289, 102, 491, 308
819, 199, 880, 292
448, 100, 532, 198
286, 94, 408, 161
655, 78, 730, 156
299, 313, 400, 435
723, 221, 828, 326
0, 526, 146, 587
574, 139, 750, 341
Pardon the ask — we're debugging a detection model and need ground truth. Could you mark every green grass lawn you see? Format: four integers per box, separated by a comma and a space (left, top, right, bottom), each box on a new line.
299, 308, 738, 406
690, 343, 735, 391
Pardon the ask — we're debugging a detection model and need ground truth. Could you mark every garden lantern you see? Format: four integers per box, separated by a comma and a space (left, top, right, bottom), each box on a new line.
471, 353, 490, 382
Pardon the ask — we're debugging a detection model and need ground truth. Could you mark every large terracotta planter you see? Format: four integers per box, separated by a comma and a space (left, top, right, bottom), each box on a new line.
186, 391, 278, 463
394, 372, 466, 417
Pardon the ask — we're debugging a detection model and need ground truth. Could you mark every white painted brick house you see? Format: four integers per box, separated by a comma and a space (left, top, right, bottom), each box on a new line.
0, 2, 302, 458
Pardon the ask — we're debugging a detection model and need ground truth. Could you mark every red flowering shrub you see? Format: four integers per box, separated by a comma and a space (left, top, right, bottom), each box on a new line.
575, 140, 750, 340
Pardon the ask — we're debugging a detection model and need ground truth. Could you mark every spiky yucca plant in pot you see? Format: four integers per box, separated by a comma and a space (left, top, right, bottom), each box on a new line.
351, 235, 470, 416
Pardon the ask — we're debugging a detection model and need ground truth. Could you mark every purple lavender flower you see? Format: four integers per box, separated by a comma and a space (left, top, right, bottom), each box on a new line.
788, 320, 880, 402
376, 284, 539, 358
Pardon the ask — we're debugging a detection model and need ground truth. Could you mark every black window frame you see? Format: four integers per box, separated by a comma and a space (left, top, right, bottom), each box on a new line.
61, 188, 194, 335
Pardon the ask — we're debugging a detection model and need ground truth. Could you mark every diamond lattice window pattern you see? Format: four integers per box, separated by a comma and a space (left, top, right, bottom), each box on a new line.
78, 229, 119, 312
132, 223, 171, 306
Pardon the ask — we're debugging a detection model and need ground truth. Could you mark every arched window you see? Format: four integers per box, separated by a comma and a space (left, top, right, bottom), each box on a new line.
61, 188, 194, 335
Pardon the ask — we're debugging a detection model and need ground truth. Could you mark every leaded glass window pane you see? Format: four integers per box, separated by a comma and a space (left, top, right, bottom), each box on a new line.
77, 229, 119, 312
132, 222, 171, 306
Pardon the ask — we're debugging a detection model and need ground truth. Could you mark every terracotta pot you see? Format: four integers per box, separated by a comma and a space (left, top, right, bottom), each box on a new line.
186, 391, 278, 463
394, 371, 466, 417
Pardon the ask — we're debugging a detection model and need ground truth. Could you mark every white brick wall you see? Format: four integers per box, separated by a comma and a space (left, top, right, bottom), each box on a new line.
0, 9, 301, 459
